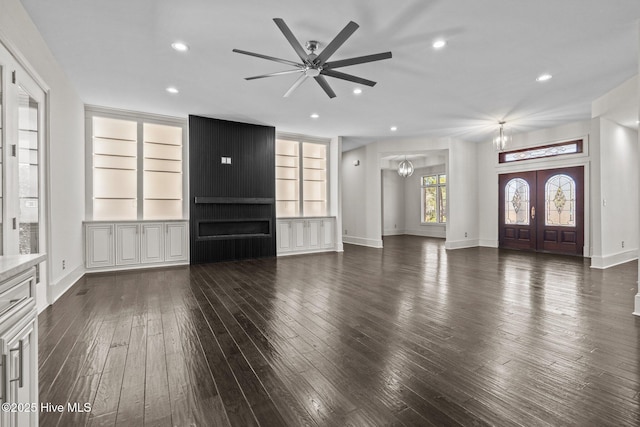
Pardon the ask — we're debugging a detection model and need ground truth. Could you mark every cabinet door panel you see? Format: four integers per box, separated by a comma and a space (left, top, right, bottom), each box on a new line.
322, 218, 335, 248
165, 222, 188, 262
1, 311, 37, 427
276, 221, 292, 252
307, 220, 322, 249
115, 224, 140, 265
292, 221, 306, 250
141, 223, 164, 263
86, 224, 114, 268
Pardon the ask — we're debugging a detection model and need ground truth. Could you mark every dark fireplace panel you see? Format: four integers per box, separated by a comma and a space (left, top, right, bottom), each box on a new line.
189, 115, 276, 263
198, 219, 272, 239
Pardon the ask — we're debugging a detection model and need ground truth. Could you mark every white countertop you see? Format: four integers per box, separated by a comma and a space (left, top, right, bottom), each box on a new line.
0, 254, 47, 283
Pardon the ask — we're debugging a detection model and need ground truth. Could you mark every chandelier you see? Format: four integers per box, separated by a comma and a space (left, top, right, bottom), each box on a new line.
493, 121, 511, 152
397, 158, 414, 178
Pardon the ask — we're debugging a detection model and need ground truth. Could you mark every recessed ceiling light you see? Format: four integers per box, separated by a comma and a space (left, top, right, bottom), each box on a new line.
166, 87, 179, 94
353, 88, 362, 95
536, 73, 553, 82
432, 39, 446, 49
310, 113, 319, 119
390, 126, 398, 132
171, 42, 189, 52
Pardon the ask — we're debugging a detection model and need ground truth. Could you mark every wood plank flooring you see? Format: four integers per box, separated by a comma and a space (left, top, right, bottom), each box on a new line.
39, 235, 640, 426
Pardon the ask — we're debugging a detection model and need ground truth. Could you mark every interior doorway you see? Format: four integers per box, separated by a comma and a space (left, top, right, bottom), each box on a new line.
498, 166, 584, 256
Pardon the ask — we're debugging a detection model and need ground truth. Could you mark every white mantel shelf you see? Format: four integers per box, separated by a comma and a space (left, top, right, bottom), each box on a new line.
0, 253, 46, 282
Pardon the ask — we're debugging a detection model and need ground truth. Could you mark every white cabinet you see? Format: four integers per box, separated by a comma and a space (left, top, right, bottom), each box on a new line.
115, 224, 140, 266
85, 224, 114, 269
84, 221, 189, 271
1, 310, 37, 427
276, 221, 293, 252
0, 258, 43, 427
141, 223, 164, 264
165, 222, 188, 262
276, 217, 336, 256
322, 218, 335, 249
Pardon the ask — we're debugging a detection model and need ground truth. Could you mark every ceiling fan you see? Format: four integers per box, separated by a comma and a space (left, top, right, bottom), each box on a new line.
232, 18, 392, 99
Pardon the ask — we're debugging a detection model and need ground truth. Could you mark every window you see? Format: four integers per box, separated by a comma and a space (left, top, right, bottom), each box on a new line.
421, 174, 446, 223
87, 108, 186, 221
499, 139, 583, 163
275, 138, 327, 217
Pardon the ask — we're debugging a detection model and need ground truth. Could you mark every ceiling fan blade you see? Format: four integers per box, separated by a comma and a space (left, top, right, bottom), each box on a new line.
283, 73, 308, 97
314, 75, 336, 99
321, 69, 377, 87
273, 18, 308, 62
314, 21, 359, 65
324, 52, 392, 69
246, 69, 304, 80
232, 49, 302, 68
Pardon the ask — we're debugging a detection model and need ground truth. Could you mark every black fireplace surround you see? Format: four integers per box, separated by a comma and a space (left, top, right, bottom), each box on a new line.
189, 116, 276, 263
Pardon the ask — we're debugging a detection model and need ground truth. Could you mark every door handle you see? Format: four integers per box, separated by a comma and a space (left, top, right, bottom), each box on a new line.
9, 340, 23, 388
531, 206, 536, 220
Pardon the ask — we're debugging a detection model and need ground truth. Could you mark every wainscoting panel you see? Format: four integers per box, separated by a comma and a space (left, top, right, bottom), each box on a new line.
189, 116, 276, 263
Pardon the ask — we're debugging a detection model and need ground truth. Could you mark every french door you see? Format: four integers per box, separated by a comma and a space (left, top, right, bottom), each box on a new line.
498, 166, 584, 256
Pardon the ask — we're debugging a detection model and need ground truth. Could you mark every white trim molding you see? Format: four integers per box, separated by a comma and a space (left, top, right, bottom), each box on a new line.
445, 239, 480, 250
590, 249, 638, 269
343, 236, 383, 248
44, 264, 85, 312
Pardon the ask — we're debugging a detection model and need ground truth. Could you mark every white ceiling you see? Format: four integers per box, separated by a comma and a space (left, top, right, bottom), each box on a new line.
20, 0, 640, 147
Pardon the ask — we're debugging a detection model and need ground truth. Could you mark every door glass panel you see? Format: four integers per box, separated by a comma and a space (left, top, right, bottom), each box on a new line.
504, 178, 530, 225
545, 174, 575, 226
18, 87, 39, 254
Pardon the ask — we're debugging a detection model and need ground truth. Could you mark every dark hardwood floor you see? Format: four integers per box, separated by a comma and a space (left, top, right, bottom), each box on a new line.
39, 235, 640, 426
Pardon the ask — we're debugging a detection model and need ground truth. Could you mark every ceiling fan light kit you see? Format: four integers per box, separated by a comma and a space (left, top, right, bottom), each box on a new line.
233, 18, 392, 98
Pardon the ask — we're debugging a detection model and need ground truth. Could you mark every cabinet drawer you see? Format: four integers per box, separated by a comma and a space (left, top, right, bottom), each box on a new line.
0, 269, 34, 320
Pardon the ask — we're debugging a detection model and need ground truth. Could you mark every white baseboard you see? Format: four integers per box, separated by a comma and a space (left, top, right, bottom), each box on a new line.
404, 228, 446, 239
45, 264, 85, 311
479, 239, 499, 248
633, 292, 640, 317
383, 229, 405, 236
85, 261, 189, 274
445, 239, 480, 250
343, 236, 383, 248
590, 249, 638, 269
277, 247, 337, 257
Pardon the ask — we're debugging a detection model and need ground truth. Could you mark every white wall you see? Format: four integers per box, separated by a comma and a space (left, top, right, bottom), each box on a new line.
329, 136, 344, 251
592, 118, 639, 268
382, 170, 405, 235
342, 146, 372, 246
1, 0, 86, 309
477, 120, 592, 249
446, 139, 479, 248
